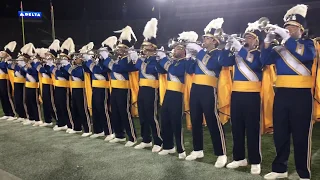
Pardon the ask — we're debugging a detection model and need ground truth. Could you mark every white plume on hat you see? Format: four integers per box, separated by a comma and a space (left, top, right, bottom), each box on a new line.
114, 26, 137, 43
4, 41, 17, 52
204, 18, 224, 34
245, 20, 261, 33
283, 4, 308, 22
61, 38, 75, 55
48, 39, 60, 51
79, 42, 94, 53
20, 43, 35, 57
143, 18, 158, 40
39, 48, 48, 58
178, 31, 198, 43
101, 36, 118, 51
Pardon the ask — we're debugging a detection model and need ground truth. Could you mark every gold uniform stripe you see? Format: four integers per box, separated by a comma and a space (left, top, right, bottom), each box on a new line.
14, 77, 26, 83
111, 80, 130, 89
25, 82, 39, 88
232, 81, 261, 92
0, 74, 8, 79
166, 81, 184, 93
70, 81, 85, 88
55, 80, 69, 88
139, 79, 159, 88
92, 80, 110, 88
193, 74, 218, 87
276, 75, 313, 88
42, 77, 53, 85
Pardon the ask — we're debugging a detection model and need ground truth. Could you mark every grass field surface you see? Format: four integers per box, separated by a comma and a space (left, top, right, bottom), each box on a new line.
0, 108, 319, 180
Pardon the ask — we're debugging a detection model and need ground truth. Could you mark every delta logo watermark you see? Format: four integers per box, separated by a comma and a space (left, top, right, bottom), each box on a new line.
18, 11, 42, 19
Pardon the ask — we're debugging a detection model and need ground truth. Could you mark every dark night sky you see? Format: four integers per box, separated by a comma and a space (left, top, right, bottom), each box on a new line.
0, 0, 174, 20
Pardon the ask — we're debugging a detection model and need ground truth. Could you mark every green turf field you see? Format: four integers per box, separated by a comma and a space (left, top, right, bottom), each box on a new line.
0, 108, 319, 180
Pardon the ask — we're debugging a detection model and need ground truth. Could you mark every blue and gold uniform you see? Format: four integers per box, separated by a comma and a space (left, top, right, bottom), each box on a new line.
220, 46, 262, 165
187, 48, 227, 157
135, 56, 162, 147
49, 64, 73, 129
261, 37, 315, 178
158, 57, 186, 154
262, 5, 316, 179
34, 62, 57, 124
8, 62, 29, 120
22, 60, 42, 123
0, 61, 15, 118
103, 56, 137, 143
62, 63, 91, 133
86, 59, 113, 136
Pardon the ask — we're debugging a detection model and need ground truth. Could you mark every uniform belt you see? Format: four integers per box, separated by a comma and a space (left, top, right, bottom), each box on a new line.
0, 74, 8, 79
14, 77, 26, 83
26, 82, 39, 88
166, 81, 184, 93
111, 80, 130, 89
55, 80, 69, 88
92, 80, 110, 88
139, 79, 159, 88
70, 81, 85, 88
42, 77, 53, 85
276, 75, 313, 88
232, 81, 261, 92
193, 74, 218, 87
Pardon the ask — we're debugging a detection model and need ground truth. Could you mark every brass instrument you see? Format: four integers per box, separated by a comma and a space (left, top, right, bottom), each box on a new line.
257, 17, 277, 35
168, 38, 202, 49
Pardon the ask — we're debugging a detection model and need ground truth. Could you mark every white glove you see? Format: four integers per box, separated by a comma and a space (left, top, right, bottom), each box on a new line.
225, 41, 232, 50
99, 48, 109, 59
128, 51, 139, 62
60, 60, 70, 66
186, 49, 192, 59
264, 33, 276, 43
186, 43, 202, 53
157, 51, 166, 59
230, 38, 242, 52
46, 60, 54, 67
18, 61, 26, 67
266, 24, 290, 42
83, 54, 93, 61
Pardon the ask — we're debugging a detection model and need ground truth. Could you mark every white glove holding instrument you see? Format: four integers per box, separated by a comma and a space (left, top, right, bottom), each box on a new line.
46, 60, 54, 67
17, 60, 26, 67
83, 54, 93, 61
60, 60, 69, 66
266, 24, 290, 42
230, 37, 242, 52
157, 51, 166, 59
186, 43, 202, 53
264, 33, 276, 44
99, 48, 109, 60
128, 50, 139, 63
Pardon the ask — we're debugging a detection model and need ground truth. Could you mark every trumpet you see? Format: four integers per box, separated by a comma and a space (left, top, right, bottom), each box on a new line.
214, 28, 245, 43
257, 17, 277, 35
168, 38, 202, 49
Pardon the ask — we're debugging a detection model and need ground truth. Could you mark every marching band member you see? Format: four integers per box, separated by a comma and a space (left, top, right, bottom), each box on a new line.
133, 18, 162, 152
102, 26, 137, 146
61, 41, 92, 137
84, 37, 117, 141
185, 18, 227, 168
8, 44, 30, 124
33, 45, 58, 127
156, 31, 197, 159
262, 5, 315, 180
220, 21, 263, 174
0, 41, 17, 121
48, 38, 74, 132
22, 43, 43, 126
